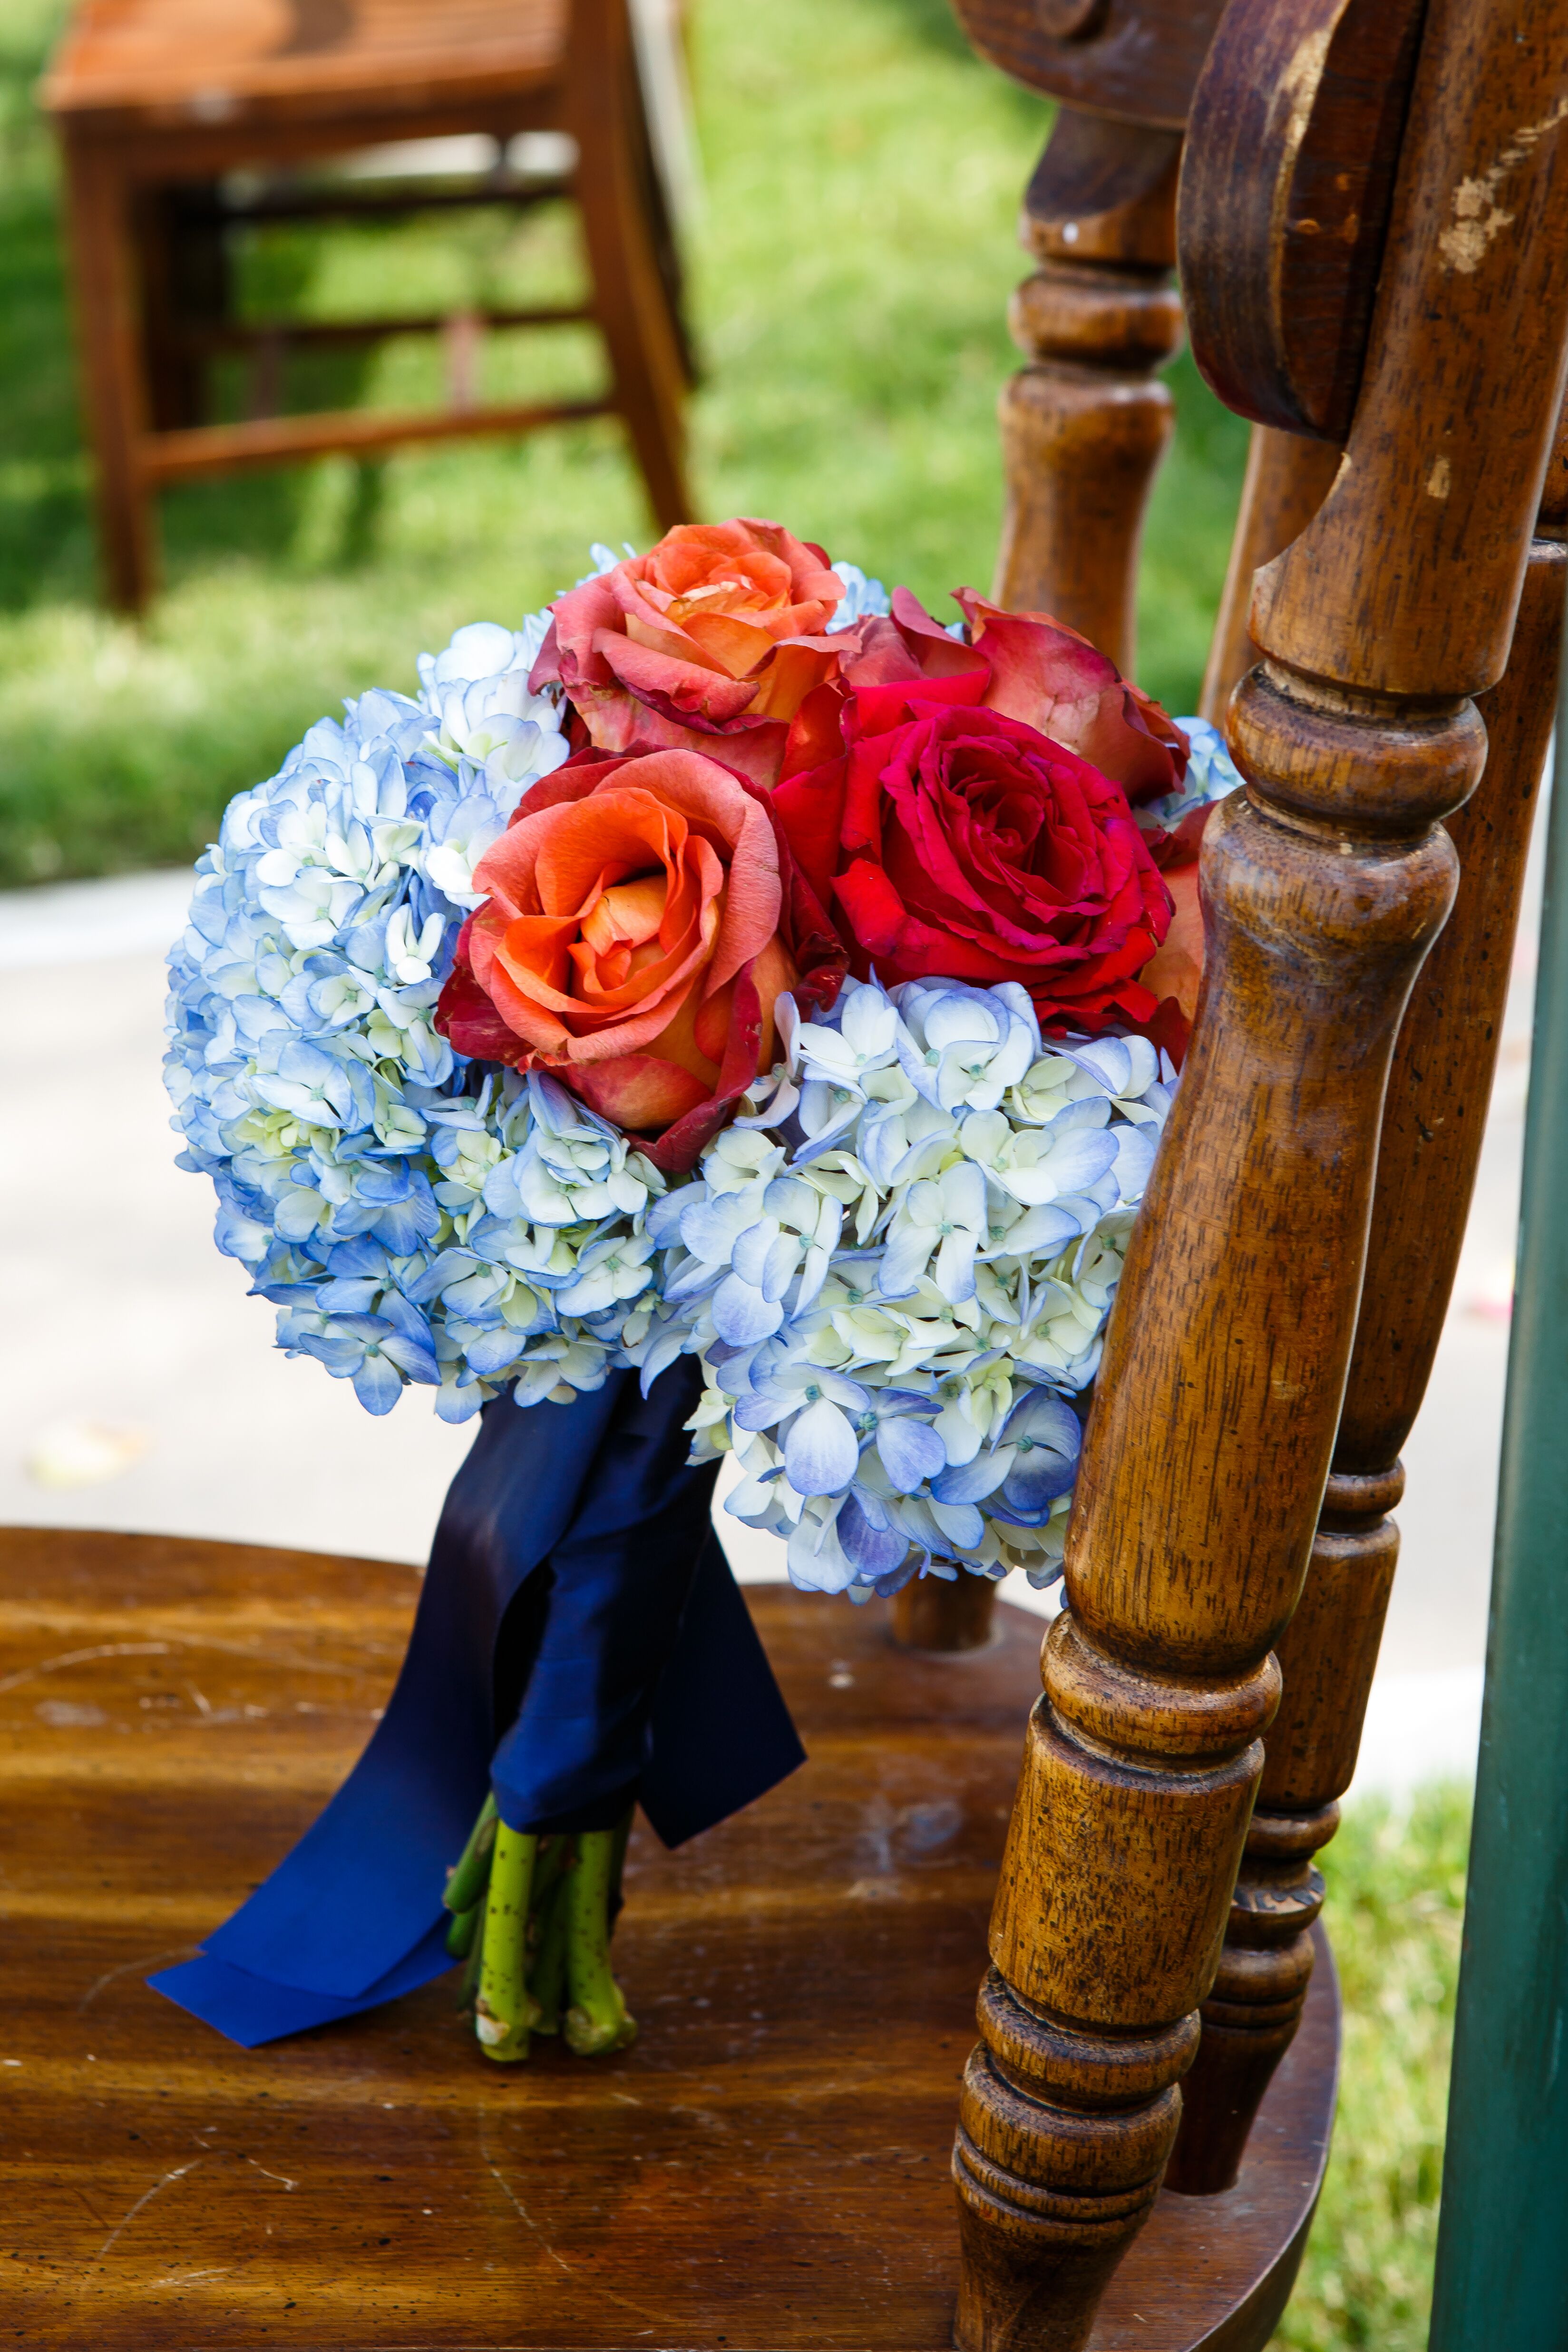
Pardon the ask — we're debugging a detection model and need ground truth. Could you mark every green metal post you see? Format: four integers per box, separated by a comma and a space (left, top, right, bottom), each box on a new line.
1427, 656, 1568, 2348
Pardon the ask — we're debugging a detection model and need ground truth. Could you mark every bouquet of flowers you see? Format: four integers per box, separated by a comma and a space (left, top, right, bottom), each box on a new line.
157, 519, 1238, 2066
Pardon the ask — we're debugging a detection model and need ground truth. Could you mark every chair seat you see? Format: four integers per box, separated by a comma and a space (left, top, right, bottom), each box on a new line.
0, 1527, 1335, 2350
40, 0, 567, 127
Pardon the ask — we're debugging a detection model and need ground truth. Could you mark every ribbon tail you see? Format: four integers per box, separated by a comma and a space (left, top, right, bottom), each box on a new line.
641, 1532, 806, 1848
147, 1362, 804, 2049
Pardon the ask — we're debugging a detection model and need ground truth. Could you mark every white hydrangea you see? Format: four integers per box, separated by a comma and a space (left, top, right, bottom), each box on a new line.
825, 562, 892, 630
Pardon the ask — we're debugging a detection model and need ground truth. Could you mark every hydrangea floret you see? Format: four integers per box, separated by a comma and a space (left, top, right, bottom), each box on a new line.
1134, 713, 1242, 844
629, 974, 1178, 1598
164, 611, 670, 1423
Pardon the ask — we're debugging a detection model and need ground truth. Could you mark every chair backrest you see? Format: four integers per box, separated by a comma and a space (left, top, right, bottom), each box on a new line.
951, 0, 1224, 126
945, 0, 1568, 2342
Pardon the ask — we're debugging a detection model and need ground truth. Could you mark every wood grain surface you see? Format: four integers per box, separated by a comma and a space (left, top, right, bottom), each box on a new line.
1250, 0, 1568, 695
1170, 517, 1566, 2195
0, 1527, 1334, 2350
41, 0, 567, 120
1178, 0, 1426, 442
947, 0, 1227, 131
1198, 429, 1341, 725
952, 0, 1568, 2330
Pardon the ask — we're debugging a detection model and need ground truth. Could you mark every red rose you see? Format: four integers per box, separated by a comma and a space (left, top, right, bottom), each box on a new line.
436, 746, 846, 1172
784, 584, 1188, 801
772, 687, 1173, 1037
528, 519, 860, 789
953, 590, 1189, 804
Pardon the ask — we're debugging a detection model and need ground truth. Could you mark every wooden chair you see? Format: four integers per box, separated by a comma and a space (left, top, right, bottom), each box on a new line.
5, 0, 1567, 2346
945, 0, 1568, 2346
40, 0, 694, 614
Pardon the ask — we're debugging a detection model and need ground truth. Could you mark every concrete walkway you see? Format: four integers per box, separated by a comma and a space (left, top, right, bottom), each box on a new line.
4, 846, 1536, 1798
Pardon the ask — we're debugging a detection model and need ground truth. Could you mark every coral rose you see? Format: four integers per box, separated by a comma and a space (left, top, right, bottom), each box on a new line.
772, 687, 1173, 1038
530, 520, 856, 789
436, 747, 846, 1171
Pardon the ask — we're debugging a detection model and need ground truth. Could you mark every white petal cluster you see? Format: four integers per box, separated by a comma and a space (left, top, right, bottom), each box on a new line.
631, 977, 1175, 1599
1133, 713, 1243, 844
165, 612, 665, 1421
825, 562, 892, 630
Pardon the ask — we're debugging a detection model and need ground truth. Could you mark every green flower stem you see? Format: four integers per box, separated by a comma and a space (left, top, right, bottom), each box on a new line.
527, 1867, 571, 2034
444, 1792, 498, 1917
445, 1898, 482, 1960
475, 1824, 539, 2063
607, 1806, 633, 1927
527, 1831, 570, 1932
563, 1827, 637, 2057
458, 1900, 486, 2010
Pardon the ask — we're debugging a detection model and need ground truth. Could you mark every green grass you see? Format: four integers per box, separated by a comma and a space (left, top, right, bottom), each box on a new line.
0, 0, 1247, 887
1273, 1787, 1471, 2351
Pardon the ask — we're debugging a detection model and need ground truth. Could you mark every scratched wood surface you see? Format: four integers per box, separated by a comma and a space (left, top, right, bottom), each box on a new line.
0, 1528, 1334, 2350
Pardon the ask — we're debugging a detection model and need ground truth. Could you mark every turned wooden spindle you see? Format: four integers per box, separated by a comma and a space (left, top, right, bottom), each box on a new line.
915, 104, 1186, 1662
891, 1574, 1003, 1654
1169, 458, 1568, 2195
994, 108, 1184, 670
951, 0, 1568, 2334
1198, 428, 1343, 724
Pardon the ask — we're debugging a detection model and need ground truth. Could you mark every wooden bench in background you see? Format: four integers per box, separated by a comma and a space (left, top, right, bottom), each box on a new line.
40, 0, 693, 612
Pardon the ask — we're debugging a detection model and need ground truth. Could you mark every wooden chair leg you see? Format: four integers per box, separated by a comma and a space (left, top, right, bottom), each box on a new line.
137, 184, 229, 432
939, 118, 1185, 1669
1198, 427, 1342, 725
567, 0, 693, 532
891, 1576, 999, 1653
950, 0, 1568, 2332
58, 133, 156, 613
1167, 501, 1565, 2196
993, 110, 1183, 666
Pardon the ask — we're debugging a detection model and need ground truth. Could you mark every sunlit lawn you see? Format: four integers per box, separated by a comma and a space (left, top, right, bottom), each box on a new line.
0, 1, 1467, 2342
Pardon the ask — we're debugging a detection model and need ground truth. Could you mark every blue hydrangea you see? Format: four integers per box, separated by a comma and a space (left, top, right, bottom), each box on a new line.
631, 975, 1174, 1597
165, 614, 666, 1422
1136, 712, 1244, 842
825, 563, 892, 630
165, 569, 1234, 1492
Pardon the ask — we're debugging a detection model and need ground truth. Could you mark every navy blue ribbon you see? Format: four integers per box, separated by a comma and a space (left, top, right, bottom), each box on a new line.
151, 1362, 804, 2046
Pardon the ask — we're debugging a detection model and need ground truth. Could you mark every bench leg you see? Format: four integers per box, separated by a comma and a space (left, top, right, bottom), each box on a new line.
569, 0, 693, 534
59, 134, 156, 614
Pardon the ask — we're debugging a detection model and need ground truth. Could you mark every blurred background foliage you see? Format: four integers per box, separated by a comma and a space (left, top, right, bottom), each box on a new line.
0, 11, 1463, 2333
0, 0, 1247, 887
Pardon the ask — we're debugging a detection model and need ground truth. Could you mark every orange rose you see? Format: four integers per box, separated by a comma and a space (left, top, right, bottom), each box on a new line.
529, 519, 854, 787
436, 747, 847, 1171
